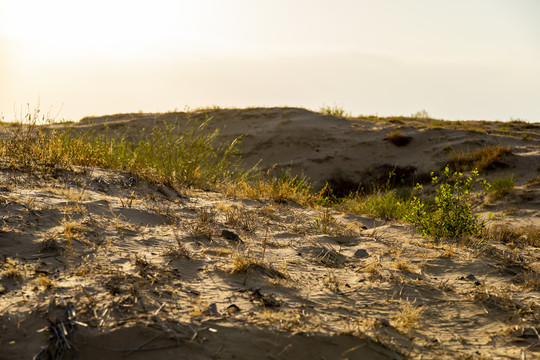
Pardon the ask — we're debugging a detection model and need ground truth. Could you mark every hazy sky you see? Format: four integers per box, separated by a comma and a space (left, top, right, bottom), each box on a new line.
1, 0, 539, 122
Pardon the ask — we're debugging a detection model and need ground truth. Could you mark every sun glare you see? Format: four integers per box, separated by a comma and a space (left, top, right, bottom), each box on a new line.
2, 1, 217, 61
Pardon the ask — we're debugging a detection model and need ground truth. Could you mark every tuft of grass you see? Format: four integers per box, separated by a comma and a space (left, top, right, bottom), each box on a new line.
313, 208, 336, 234
481, 224, 540, 247
319, 104, 349, 117
61, 218, 87, 245
411, 109, 430, 120
227, 168, 322, 206
185, 207, 216, 240
33, 274, 56, 290
449, 145, 512, 172
385, 130, 412, 146
393, 300, 423, 330
1, 258, 25, 280
486, 173, 516, 201
340, 189, 412, 221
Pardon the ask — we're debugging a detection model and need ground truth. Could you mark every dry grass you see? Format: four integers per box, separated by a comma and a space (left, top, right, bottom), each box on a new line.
481, 224, 540, 247
392, 300, 423, 330
385, 130, 412, 147
61, 218, 87, 245
185, 207, 216, 240
221, 203, 257, 232
449, 145, 512, 172
230, 251, 259, 274
32, 274, 56, 290
1, 257, 25, 280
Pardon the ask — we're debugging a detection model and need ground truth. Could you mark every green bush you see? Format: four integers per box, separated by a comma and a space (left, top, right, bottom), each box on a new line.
486, 173, 515, 200
406, 167, 489, 241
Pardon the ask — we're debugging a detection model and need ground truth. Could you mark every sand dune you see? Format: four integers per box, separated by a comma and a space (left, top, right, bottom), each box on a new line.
1, 108, 539, 359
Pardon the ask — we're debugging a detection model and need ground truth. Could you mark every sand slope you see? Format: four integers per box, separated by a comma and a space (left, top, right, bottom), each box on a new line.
1, 108, 539, 359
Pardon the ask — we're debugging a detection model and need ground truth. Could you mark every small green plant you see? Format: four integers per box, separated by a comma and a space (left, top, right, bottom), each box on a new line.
406, 167, 490, 241
314, 208, 335, 234
486, 173, 515, 200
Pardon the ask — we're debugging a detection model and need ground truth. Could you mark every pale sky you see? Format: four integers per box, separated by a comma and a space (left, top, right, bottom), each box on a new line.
1, 0, 539, 122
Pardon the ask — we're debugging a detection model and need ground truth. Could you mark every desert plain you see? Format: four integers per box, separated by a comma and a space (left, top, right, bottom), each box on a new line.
0, 107, 539, 359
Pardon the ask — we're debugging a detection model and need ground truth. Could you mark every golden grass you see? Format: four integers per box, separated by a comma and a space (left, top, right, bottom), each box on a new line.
392, 300, 423, 330
481, 224, 540, 247
385, 130, 412, 146
61, 218, 87, 245
449, 145, 512, 172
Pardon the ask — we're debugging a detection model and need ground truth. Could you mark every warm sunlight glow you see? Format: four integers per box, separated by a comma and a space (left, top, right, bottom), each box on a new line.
1, 0, 539, 122
2, 1, 221, 61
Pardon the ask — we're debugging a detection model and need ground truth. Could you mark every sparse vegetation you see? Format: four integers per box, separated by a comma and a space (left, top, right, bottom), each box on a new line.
0, 106, 538, 359
411, 109, 430, 120
482, 224, 540, 247
0, 109, 246, 191
340, 190, 410, 221
449, 145, 512, 172
319, 104, 349, 117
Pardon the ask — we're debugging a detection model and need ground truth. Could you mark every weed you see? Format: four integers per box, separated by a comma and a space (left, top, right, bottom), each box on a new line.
313, 208, 335, 234
393, 258, 415, 273
230, 251, 258, 274
406, 167, 490, 241
0, 111, 246, 191
323, 272, 342, 292
223, 204, 257, 232
186, 207, 216, 240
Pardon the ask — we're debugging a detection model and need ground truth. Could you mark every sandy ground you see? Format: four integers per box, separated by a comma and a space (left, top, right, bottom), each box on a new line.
1, 108, 539, 359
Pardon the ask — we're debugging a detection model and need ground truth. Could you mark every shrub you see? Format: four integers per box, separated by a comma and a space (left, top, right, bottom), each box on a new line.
486, 173, 515, 200
406, 167, 489, 241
